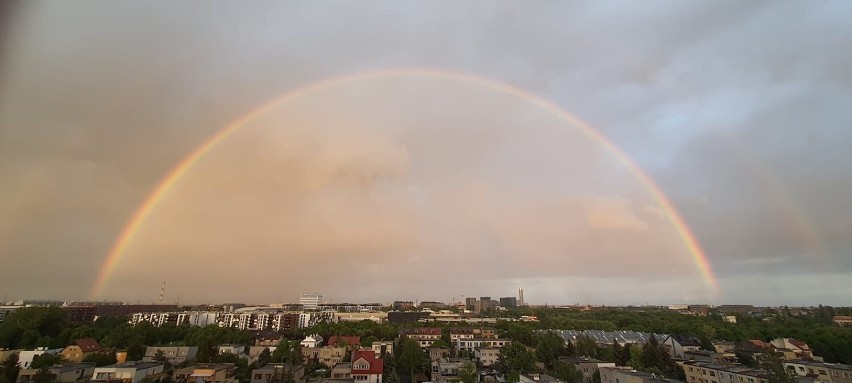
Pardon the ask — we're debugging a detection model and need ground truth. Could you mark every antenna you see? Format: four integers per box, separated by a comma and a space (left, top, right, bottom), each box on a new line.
159, 282, 166, 303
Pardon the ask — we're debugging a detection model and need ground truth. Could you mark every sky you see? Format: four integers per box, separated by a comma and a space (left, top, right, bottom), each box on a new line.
1, 1, 851, 306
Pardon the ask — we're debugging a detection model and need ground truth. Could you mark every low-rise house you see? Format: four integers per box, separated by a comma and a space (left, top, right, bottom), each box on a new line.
769, 339, 816, 361
430, 358, 465, 383
331, 363, 352, 379
16, 363, 96, 383
663, 335, 703, 359
216, 345, 246, 357
429, 348, 450, 361
61, 339, 103, 363
301, 335, 324, 349
601, 367, 686, 383
0, 349, 24, 363
247, 346, 274, 364
683, 350, 728, 364
250, 363, 305, 383
301, 347, 345, 368
520, 373, 561, 383
143, 347, 198, 365
371, 342, 393, 358
681, 361, 768, 383
18, 348, 63, 369
174, 363, 237, 383
475, 347, 501, 367
561, 357, 615, 383
351, 351, 383, 383
784, 360, 852, 383
91, 361, 165, 383
328, 336, 360, 350
400, 328, 442, 349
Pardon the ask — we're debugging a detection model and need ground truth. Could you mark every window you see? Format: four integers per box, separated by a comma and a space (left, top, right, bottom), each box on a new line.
254, 375, 262, 380
818, 370, 826, 375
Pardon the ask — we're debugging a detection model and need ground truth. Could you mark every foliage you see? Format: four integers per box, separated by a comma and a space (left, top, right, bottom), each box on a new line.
257, 348, 271, 367
396, 337, 426, 383
30, 353, 63, 370
535, 331, 566, 369
82, 352, 118, 367
457, 361, 478, 383
576, 335, 597, 358
761, 352, 795, 383
495, 342, 536, 375
1, 353, 20, 383
552, 360, 583, 383
0, 307, 68, 349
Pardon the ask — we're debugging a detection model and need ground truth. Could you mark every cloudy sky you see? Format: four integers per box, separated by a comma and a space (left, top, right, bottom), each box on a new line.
1, 1, 850, 306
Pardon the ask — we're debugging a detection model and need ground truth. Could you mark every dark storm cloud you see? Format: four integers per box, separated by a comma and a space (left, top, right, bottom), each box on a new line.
1, 1, 850, 305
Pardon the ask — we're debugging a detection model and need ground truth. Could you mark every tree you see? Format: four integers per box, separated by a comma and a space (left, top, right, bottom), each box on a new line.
612, 341, 628, 366
31, 368, 55, 383
495, 343, 536, 376
457, 361, 477, 383
257, 348, 271, 367
536, 331, 566, 369
397, 338, 426, 383
761, 352, 795, 383
641, 337, 663, 372
576, 336, 597, 358
30, 353, 63, 370
552, 360, 583, 383
2, 352, 20, 383
82, 352, 117, 367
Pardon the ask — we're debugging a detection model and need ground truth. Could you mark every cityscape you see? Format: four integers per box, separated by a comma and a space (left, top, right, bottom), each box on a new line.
2, 2, 852, 383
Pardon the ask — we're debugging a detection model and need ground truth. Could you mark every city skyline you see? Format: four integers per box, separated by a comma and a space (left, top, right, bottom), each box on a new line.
2, 2, 851, 306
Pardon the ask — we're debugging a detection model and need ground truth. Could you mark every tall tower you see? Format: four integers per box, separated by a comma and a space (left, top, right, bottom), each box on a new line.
518, 288, 525, 306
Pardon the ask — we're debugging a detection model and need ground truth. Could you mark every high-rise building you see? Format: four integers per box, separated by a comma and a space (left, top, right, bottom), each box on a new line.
518, 289, 525, 306
465, 297, 477, 311
300, 293, 323, 310
499, 297, 517, 308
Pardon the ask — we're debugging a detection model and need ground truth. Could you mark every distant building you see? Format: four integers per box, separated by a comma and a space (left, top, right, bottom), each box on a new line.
63, 306, 97, 323
518, 289, 525, 306
91, 362, 164, 383
552, 330, 666, 347
834, 316, 852, 327
475, 347, 501, 367
216, 345, 245, 356
520, 373, 562, 383
716, 305, 755, 315
429, 348, 450, 361
392, 301, 415, 310
418, 301, 447, 310
333, 312, 387, 324
681, 361, 767, 383
602, 367, 686, 383
387, 311, 429, 324
784, 359, 852, 383
561, 357, 615, 383
723, 316, 737, 324
142, 347, 198, 365
0, 306, 19, 323
499, 297, 517, 308
371, 341, 394, 358
400, 328, 442, 348
688, 305, 710, 316
250, 363, 305, 383
431, 358, 466, 383
465, 298, 477, 311
299, 293, 323, 310
18, 348, 63, 369
16, 363, 96, 383
61, 338, 102, 362
300, 335, 324, 349
663, 335, 703, 359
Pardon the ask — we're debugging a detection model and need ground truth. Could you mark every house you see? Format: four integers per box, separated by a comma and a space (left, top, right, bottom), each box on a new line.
602, 367, 686, 383
520, 373, 561, 383
683, 350, 728, 364
769, 339, 816, 361
328, 336, 361, 349
173, 363, 237, 383
247, 346, 274, 364
18, 348, 63, 369
784, 360, 852, 383
561, 357, 615, 383
16, 363, 96, 383
371, 342, 393, 358
430, 358, 470, 383
351, 351, 383, 383
250, 363, 305, 383
833, 316, 852, 327
475, 347, 501, 367
143, 347, 198, 365
217, 345, 246, 357
61, 339, 103, 363
0, 349, 23, 364
91, 361, 165, 383
301, 347, 346, 368
429, 348, 450, 361
663, 335, 703, 359
400, 328, 442, 349
681, 361, 768, 383
331, 363, 352, 379
301, 335, 324, 349
455, 338, 510, 352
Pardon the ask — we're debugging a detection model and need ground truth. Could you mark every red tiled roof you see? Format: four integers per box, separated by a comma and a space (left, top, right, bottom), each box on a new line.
75, 338, 102, 353
352, 351, 383, 375
328, 336, 361, 348
789, 339, 809, 350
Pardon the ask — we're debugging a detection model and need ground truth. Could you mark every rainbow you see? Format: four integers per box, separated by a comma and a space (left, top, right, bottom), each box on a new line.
89, 68, 719, 298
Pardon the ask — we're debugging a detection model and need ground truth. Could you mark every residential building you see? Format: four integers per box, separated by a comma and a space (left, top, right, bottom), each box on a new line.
561, 357, 616, 383
392, 301, 415, 310
0, 306, 19, 323
91, 362, 164, 383
429, 348, 450, 361
351, 351, 383, 383
715, 306, 755, 315
216, 345, 246, 357
769, 339, 816, 361
683, 350, 728, 364
601, 367, 685, 383
0, 349, 23, 363
455, 338, 510, 352
371, 342, 393, 358
419, 302, 447, 310
63, 306, 97, 324
332, 363, 352, 379
173, 364, 237, 383
387, 312, 429, 324
300, 294, 323, 310
475, 347, 501, 367
400, 328, 442, 348
681, 361, 768, 383
247, 347, 274, 364
301, 335, 324, 349
60, 338, 102, 363
142, 347, 198, 365
333, 312, 387, 324
784, 360, 852, 383
250, 363, 305, 383
466, 298, 477, 311
663, 335, 703, 359
520, 373, 561, 383
723, 316, 737, 324
430, 358, 465, 383
18, 348, 63, 369
301, 347, 346, 368
833, 316, 852, 327
16, 363, 96, 383
553, 330, 666, 347
688, 305, 711, 316
328, 336, 361, 349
